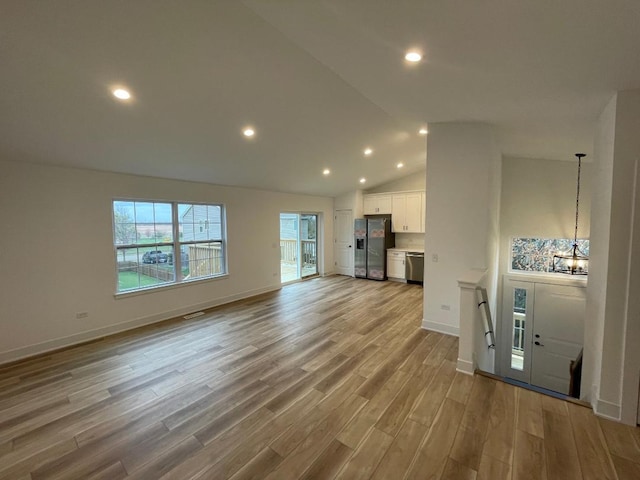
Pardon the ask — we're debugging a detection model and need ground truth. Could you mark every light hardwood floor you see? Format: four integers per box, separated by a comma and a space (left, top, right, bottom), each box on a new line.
0, 276, 639, 479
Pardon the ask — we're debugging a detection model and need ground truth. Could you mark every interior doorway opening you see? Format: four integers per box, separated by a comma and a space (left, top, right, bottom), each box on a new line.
280, 213, 318, 283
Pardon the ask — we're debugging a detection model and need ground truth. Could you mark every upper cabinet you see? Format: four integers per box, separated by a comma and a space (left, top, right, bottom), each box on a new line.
363, 191, 425, 233
363, 194, 392, 215
391, 192, 424, 233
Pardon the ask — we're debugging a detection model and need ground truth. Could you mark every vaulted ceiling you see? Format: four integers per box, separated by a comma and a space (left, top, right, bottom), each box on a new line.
1, 1, 639, 196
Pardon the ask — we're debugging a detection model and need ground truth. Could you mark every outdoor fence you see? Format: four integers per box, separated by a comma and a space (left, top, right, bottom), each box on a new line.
117, 243, 223, 281
186, 244, 223, 278
117, 261, 175, 281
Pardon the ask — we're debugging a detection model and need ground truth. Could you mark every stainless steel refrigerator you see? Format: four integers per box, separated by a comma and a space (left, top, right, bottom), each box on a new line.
354, 216, 395, 280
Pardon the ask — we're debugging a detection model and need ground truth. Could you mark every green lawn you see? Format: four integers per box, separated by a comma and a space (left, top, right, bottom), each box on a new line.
118, 271, 162, 291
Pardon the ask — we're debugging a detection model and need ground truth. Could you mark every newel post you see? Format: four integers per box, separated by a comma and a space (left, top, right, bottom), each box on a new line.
457, 269, 487, 375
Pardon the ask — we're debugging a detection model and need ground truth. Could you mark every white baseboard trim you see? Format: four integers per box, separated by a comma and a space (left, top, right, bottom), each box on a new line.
0, 284, 282, 366
456, 359, 475, 376
421, 319, 460, 337
595, 397, 622, 421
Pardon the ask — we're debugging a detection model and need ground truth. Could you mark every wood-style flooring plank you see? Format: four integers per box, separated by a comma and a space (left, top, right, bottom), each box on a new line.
405, 398, 466, 480
441, 457, 478, 480
85, 461, 128, 480
598, 415, 640, 464
299, 439, 353, 480
513, 429, 547, 480
446, 371, 475, 405
0, 439, 78, 480
336, 369, 410, 449
543, 408, 583, 480
227, 446, 283, 480
370, 419, 426, 480
517, 388, 545, 439
477, 454, 511, 480
611, 453, 640, 480
449, 374, 496, 471
482, 380, 517, 466
333, 427, 393, 480
567, 402, 617, 480
263, 393, 367, 480
408, 359, 456, 427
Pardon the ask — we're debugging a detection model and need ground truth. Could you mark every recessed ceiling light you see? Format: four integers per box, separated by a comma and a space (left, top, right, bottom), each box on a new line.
418, 128, 428, 135
364, 148, 373, 156
243, 128, 255, 137
397, 162, 404, 169
112, 88, 131, 100
323, 169, 330, 176
359, 178, 366, 184
405, 51, 422, 63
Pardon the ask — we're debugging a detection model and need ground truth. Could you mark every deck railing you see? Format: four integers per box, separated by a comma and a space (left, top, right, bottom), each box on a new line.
280, 239, 316, 267
512, 311, 526, 354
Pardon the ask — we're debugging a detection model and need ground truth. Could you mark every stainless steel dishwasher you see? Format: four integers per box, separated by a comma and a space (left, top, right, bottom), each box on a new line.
405, 252, 424, 285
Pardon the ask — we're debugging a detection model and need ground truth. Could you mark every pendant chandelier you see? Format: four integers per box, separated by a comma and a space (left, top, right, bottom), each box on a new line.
552, 153, 589, 275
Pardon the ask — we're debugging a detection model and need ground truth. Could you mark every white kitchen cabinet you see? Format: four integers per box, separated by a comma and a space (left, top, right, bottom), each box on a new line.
387, 250, 406, 279
392, 192, 423, 233
363, 194, 392, 215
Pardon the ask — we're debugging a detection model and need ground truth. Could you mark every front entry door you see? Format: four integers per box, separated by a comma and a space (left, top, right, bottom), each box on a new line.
334, 209, 353, 276
530, 283, 585, 393
501, 277, 585, 395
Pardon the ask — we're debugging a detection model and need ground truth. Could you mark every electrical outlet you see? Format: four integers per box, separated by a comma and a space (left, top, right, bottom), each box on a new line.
440, 304, 450, 311
432, 254, 439, 263
76, 311, 89, 319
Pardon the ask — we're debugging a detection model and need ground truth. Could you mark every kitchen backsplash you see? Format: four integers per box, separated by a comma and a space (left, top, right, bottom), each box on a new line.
395, 233, 425, 249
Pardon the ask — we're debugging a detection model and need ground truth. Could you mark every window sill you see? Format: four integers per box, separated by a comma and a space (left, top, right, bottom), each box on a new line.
114, 273, 229, 299
505, 270, 588, 286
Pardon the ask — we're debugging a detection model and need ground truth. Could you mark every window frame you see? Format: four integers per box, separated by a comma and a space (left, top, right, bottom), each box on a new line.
112, 198, 228, 296
509, 236, 589, 276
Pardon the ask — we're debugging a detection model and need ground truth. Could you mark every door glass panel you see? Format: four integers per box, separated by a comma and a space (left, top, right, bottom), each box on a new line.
280, 214, 299, 283
511, 287, 527, 371
280, 213, 318, 283
300, 215, 317, 278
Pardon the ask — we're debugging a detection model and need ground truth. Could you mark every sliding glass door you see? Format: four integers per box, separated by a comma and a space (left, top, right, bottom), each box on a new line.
280, 213, 318, 283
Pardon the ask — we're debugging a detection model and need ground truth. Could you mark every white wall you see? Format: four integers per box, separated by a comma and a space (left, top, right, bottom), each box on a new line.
500, 157, 592, 247
0, 160, 334, 363
584, 96, 616, 408
477, 144, 502, 373
586, 90, 640, 424
334, 189, 363, 219
423, 123, 501, 336
365, 169, 426, 194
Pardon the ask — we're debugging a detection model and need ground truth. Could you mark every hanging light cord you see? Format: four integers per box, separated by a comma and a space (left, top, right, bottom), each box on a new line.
573, 154, 585, 247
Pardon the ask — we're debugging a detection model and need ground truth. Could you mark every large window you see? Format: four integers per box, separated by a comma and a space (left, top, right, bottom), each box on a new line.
113, 200, 226, 293
511, 237, 589, 274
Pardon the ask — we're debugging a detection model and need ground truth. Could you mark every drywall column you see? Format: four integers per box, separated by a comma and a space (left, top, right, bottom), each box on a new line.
585, 90, 640, 424
423, 122, 501, 339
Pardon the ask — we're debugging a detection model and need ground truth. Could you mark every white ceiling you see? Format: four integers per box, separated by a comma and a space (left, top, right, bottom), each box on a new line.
1, 1, 639, 196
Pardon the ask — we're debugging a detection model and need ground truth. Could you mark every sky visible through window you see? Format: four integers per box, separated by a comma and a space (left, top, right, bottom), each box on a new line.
114, 201, 173, 224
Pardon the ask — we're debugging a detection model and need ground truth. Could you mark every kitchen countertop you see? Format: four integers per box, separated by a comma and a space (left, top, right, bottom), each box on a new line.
387, 247, 425, 253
